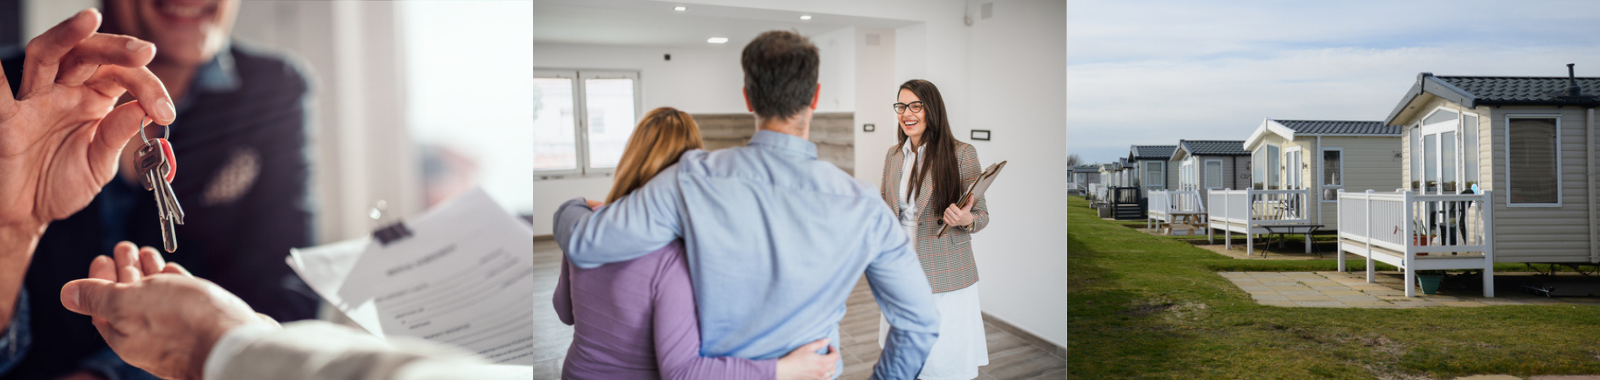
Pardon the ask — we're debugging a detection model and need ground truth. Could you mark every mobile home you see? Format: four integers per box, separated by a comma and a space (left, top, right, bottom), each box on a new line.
1337, 69, 1600, 296
1244, 119, 1403, 228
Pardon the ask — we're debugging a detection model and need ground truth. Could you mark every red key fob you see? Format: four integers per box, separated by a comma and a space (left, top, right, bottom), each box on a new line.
153, 138, 177, 183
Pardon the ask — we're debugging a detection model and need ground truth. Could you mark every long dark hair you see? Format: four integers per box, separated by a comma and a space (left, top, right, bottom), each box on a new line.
897, 79, 963, 211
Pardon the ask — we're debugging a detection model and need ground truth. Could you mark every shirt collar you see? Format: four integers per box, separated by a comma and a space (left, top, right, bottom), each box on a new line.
748, 130, 818, 160
194, 44, 242, 93
900, 140, 924, 156
173, 44, 240, 116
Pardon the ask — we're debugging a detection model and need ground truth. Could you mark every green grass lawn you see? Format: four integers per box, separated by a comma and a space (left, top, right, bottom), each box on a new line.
1067, 197, 1600, 379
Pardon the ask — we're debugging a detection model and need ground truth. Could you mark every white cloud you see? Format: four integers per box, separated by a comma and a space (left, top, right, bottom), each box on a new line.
1067, 0, 1600, 162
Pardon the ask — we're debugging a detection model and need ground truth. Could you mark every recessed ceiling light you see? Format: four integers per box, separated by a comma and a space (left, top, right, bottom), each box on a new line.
707, 37, 729, 44
674, 6, 686, 11
800, 15, 812, 20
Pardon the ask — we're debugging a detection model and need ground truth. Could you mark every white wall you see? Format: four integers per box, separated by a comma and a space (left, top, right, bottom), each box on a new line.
854, 27, 898, 186
960, 0, 1066, 347
814, 27, 857, 113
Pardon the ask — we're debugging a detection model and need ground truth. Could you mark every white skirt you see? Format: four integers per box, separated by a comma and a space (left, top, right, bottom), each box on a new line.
878, 283, 989, 380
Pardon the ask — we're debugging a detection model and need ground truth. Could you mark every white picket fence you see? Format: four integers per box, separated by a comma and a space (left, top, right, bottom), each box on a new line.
1205, 188, 1313, 255
1146, 190, 1205, 232
1336, 190, 1495, 297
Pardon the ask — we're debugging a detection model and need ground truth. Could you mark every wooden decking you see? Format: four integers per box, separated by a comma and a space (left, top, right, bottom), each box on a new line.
530, 240, 1065, 379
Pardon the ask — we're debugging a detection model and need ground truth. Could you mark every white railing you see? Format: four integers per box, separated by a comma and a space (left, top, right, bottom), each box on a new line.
1206, 188, 1311, 226
1148, 190, 1206, 231
1336, 189, 1495, 297
1148, 190, 1171, 224
1088, 183, 1107, 202
1206, 188, 1313, 255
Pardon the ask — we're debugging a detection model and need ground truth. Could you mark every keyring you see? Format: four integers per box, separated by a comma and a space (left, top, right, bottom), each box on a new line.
139, 120, 171, 144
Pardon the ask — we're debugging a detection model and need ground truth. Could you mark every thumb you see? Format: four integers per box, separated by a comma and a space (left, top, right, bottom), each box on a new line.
60, 278, 117, 316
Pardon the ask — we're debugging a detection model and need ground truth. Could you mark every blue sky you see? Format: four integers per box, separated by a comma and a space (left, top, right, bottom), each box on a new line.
1067, 0, 1600, 164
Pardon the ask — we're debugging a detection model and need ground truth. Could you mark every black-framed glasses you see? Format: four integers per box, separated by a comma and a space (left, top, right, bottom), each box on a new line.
892, 101, 925, 114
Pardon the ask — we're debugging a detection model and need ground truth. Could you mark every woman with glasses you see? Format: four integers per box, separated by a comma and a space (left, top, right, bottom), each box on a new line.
878, 79, 991, 380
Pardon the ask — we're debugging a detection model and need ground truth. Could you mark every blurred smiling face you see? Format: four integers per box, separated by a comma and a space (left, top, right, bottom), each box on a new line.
104, 0, 239, 66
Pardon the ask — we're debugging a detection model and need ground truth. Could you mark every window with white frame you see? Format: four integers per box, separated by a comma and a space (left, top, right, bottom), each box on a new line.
533, 69, 641, 177
1285, 147, 1302, 190
1507, 116, 1560, 205
1144, 161, 1165, 188
1321, 149, 1342, 201
1179, 159, 1196, 190
1204, 160, 1224, 189
1462, 113, 1480, 191
1253, 144, 1280, 189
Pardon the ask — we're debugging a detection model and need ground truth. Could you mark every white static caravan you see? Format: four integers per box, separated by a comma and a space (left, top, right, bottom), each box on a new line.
1147, 141, 1250, 235
1070, 165, 1102, 195
1244, 119, 1403, 229
1338, 69, 1600, 297
1171, 140, 1252, 193
1129, 145, 1179, 195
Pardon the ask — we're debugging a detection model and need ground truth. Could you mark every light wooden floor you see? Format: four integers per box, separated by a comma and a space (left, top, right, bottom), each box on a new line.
530, 240, 1064, 379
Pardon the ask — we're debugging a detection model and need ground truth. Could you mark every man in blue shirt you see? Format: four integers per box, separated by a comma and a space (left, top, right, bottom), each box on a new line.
554, 30, 940, 380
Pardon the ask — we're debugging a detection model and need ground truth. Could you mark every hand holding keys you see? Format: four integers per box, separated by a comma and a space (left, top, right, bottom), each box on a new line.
135, 123, 184, 252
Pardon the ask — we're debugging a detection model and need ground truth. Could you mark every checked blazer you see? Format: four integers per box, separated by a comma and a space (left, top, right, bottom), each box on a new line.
880, 140, 990, 293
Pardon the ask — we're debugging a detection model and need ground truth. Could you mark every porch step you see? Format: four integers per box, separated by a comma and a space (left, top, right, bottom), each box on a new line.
1113, 204, 1144, 220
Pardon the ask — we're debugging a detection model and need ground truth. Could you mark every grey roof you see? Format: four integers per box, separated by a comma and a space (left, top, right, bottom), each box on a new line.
1272, 120, 1401, 135
1386, 72, 1600, 124
1129, 145, 1177, 160
1177, 140, 1249, 156
1070, 165, 1101, 173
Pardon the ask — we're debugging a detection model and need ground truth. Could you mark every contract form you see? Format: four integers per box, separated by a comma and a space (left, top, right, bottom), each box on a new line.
288, 188, 536, 366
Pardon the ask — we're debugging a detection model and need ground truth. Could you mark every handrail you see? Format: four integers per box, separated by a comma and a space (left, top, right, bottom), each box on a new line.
1337, 190, 1492, 253
1206, 188, 1312, 225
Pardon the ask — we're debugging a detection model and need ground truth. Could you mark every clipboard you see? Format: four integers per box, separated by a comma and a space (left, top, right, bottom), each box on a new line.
936, 160, 1006, 238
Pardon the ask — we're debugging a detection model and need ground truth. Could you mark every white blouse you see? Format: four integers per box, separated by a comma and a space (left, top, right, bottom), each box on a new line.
897, 142, 923, 228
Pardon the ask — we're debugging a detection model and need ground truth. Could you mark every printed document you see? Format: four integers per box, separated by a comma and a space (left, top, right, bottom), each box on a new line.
288, 188, 536, 365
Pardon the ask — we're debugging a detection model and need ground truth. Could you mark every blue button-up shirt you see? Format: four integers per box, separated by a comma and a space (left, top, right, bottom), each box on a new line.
554, 130, 940, 380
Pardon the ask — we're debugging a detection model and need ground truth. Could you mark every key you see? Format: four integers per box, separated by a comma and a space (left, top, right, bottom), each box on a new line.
136, 136, 183, 252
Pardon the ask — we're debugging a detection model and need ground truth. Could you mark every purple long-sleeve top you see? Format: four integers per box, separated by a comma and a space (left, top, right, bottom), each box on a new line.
554, 240, 776, 379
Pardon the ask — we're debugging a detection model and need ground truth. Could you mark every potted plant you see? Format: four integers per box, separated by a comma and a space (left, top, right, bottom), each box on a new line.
1409, 218, 1438, 255
1416, 270, 1446, 295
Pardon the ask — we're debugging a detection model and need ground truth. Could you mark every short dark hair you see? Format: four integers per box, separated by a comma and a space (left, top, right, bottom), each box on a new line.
741, 30, 819, 121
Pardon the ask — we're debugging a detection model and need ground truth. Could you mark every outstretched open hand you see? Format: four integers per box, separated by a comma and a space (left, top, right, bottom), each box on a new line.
0, 9, 176, 232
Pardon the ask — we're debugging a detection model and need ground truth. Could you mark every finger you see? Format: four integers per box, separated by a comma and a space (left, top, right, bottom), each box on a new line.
112, 243, 142, 283
89, 255, 116, 282
161, 262, 193, 277
257, 313, 281, 328
60, 278, 117, 316
83, 65, 176, 124
89, 102, 153, 174
138, 246, 165, 276
55, 33, 157, 86
800, 338, 829, 353
20, 9, 101, 97
0, 58, 14, 117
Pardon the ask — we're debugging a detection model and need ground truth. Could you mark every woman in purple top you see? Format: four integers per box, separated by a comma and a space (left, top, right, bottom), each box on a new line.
553, 107, 838, 380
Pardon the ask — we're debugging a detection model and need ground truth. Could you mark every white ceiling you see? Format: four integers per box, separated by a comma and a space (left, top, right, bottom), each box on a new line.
532, 0, 918, 48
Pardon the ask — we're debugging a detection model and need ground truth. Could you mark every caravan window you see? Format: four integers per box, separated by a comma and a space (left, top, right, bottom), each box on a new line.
1322, 149, 1342, 201
1205, 160, 1223, 189
1144, 161, 1165, 188
1507, 117, 1560, 205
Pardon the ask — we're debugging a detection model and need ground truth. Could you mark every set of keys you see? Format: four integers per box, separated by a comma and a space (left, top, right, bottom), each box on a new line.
135, 123, 184, 252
